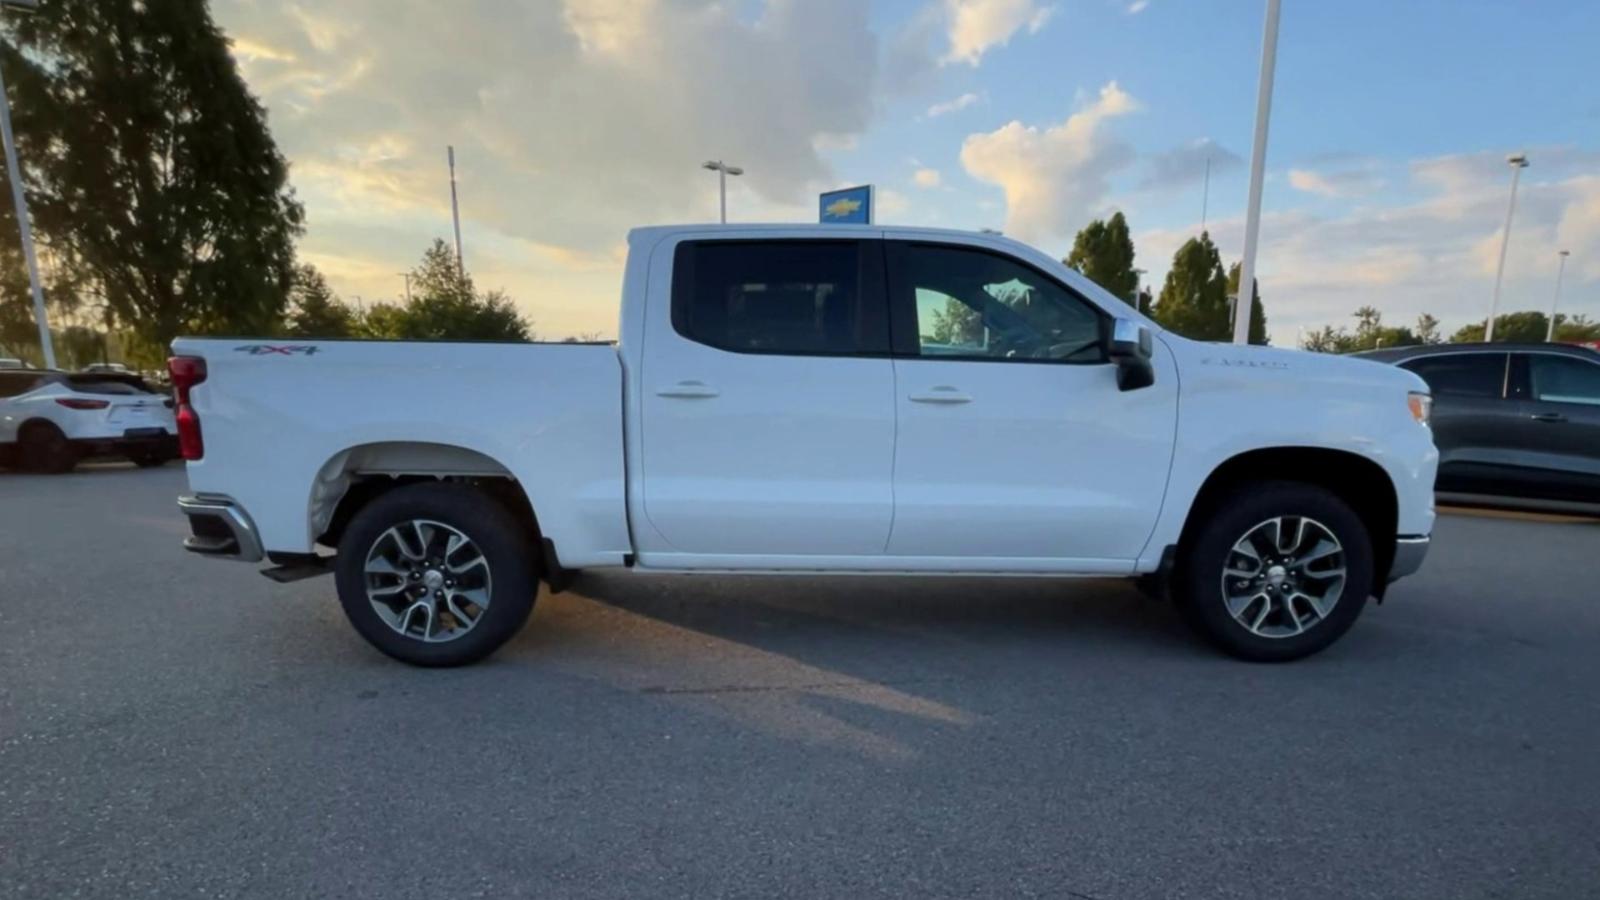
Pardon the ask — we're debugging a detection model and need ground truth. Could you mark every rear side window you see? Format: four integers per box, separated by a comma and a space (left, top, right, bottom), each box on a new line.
0, 373, 42, 397
1402, 354, 1506, 398
63, 375, 152, 396
672, 240, 887, 355
1527, 354, 1600, 406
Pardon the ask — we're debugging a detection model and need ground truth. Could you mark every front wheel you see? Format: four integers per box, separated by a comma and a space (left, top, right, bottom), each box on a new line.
334, 482, 538, 667
1174, 481, 1374, 662
18, 422, 76, 474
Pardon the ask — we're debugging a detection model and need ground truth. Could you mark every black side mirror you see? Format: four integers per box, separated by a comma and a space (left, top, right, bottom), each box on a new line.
1109, 318, 1155, 391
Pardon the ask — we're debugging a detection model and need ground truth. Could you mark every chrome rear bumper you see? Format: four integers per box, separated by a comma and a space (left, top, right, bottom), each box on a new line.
1388, 535, 1430, 581
177, 494, 264, 563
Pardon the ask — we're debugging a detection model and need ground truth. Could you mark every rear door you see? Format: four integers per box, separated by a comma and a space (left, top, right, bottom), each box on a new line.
1398, 352, 1512, 491
1505, 352, 1600, 499
636, 237, 897, 560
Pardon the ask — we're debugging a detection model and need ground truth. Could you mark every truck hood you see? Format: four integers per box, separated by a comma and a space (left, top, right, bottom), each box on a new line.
1157, 332, 1429, 395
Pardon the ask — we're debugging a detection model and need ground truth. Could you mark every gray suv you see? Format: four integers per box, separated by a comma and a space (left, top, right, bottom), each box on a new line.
1359, 343, 1600, 502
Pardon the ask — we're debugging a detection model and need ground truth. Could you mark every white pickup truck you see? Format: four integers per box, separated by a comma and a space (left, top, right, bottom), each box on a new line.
172, 224, 1437, 666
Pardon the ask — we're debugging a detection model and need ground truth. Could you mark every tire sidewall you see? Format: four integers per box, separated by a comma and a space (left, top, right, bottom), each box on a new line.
334, 484, 537, 667
20, 423, 75, 474
1178, 481, 1374, 662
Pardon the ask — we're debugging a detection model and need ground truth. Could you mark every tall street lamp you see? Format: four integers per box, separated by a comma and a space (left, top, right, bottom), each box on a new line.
702, 160, 743, 224
1486, 153, 1529, 343
1546, 249, 1571, 342
0, 0, 54, 368
1232, 0, 1282, 345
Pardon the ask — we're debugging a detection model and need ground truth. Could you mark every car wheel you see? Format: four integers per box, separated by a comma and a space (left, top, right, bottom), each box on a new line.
1175, 481, 1374, 662
18, 422, 77, 474
334, 482, 538, 667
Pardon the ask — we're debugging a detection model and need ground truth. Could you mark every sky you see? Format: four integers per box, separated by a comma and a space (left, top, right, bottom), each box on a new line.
212, 0, 1600, 344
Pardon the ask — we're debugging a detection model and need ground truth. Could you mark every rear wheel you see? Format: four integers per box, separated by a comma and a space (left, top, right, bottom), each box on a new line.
334, 482, 538, 667
18, 422, 76, 474
1175, 481, 1374, 662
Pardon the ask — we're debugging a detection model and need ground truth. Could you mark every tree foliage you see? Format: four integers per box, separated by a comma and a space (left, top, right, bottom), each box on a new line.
1302, 309, 1452, 353
1150, 232, 1267, 343
1064, 212, 1137, 305
356, 240, 532, 341
284, 265, 356, 338
1449, 311, 1600, 344
1226, 262, 1269, 345
1, 0, 303, 352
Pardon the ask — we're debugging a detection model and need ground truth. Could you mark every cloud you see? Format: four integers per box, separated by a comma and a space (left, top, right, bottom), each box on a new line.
913, 168, 943, 188
942, 0, 1053, 66
926, 91, 984, 118
213, 0, 886, 336
1126, 1, 1150, 14
959, 81, 1139, 245
1134, 148, 1600, 344
1140, 137, 1242, 190
1287, 164, 1384, 199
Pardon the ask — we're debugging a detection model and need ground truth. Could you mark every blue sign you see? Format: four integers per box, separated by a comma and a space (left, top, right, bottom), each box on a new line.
820, 185, 873, 224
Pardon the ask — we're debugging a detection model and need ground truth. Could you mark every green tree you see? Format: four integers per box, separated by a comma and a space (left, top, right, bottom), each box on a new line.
927, 297, 982, 345
354, 240, 532, 341
1064, 212, 1137, 305
1300, 307, 1421, 353
1448, 310, 1600, 344
284, 265, 356, 338
1415, 313, 1442, 345
1151, 232, 1231, 341
1225, 262, 1270, 345
1, 0, 303, 352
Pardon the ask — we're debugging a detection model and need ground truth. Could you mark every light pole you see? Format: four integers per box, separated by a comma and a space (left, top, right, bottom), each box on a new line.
0, 0, 53, 368
447, 146, 464, 276
1486, 153, 1529, 343
702, 160, 743, 224
1546, 249, 1570, 342
1232, 0, 1281, 345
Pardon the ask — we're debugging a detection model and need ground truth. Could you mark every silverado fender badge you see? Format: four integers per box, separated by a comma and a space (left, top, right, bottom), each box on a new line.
1200, 357, 1289, 370
234, 344, 320, 356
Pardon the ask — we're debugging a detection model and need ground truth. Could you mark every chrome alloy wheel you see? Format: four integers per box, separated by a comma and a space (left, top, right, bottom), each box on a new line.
364, 520, 492, 643
1220, 516, 1347, 639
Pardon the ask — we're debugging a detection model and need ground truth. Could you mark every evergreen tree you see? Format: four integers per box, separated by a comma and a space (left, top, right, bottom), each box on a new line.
1151, 232, 1231, 341
1064, 212, 1137, 305
284, 265, 356, 338
1225, 262, 1270, 345
355, 240, 532, 341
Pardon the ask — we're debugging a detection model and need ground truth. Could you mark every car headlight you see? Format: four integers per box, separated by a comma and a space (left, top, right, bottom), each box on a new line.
1407, 391, 1432, 426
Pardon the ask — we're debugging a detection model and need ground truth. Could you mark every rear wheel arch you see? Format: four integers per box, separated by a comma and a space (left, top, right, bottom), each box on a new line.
1179, 447, 1400, 588
311, 441, 542, 555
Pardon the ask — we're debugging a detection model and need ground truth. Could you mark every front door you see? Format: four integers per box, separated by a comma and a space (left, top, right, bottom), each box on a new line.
881, 239, 1177, 569
637, 237, 897, 559
1507, 352, 1600, 500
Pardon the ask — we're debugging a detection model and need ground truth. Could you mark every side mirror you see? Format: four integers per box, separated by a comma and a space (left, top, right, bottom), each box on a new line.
1109, 318, 1155, 391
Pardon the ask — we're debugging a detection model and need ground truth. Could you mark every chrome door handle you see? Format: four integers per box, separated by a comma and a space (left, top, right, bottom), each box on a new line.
908, 387, 972, 405
1530, 412, 1567, 423
656, 380, 720, 399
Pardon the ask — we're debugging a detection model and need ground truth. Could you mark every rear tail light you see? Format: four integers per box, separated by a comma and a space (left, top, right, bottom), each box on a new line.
55, 398, 110, 410
167, 355, 208, 460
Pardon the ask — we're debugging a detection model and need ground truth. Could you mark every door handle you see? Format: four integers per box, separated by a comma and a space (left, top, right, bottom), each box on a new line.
655, 380, 720, 399
1530, 412, 1567, 423
908, 386, 972, 405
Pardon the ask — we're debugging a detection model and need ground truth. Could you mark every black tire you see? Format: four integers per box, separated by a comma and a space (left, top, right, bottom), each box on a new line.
18, 422, 77, 474
334, 482, 539, 667
1174, 481, 1374, 662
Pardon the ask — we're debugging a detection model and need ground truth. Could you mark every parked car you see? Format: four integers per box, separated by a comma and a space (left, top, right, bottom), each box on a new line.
0, 357, 29, 369
1358, 343, 1600, 503
172, 224, 1438, 666
0, 369, 178, 472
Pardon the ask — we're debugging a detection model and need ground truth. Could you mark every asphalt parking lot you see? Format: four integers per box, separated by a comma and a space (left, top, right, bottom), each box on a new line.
3, 466, 1599, 899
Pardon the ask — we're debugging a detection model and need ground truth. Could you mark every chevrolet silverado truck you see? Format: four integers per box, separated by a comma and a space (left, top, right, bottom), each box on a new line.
172, 224, 1437, 666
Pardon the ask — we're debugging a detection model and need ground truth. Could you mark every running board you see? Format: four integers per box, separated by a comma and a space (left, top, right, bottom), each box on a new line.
260, 553, 334, 583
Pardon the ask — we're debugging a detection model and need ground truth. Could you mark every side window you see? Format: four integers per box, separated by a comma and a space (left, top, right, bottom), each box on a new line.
672, 240, 886, 355
896, 243, 1106, 363
1402, 354, 1506, 399
1528, 355, 1600, 406
0, 373, 40, 398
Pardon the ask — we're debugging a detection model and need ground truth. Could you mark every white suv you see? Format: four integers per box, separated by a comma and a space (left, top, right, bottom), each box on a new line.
0, 370, 178, 473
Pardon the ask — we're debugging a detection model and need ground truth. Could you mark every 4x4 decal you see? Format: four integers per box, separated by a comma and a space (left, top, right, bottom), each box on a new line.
233, 344, 320, 356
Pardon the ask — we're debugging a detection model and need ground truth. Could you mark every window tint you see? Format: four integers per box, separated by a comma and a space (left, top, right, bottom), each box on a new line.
0, 373, 41, 398
1528, 354, 1600, 406
1402, 354, 1506, 398
672, 241, 884, 355
64, 374, 156, 395
899, 244, 1106, 363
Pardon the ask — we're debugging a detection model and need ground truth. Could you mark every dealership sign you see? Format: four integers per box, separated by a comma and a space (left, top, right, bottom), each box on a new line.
819, 185, 873, 224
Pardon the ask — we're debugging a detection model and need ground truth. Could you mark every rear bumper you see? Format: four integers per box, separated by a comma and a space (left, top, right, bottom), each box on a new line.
177, 494, 264, 563
1388, 534, 1430, 581
71, 429, 178, 458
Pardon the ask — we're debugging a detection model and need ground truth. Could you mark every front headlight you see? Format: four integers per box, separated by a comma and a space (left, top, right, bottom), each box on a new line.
1408, 391, 1432, 426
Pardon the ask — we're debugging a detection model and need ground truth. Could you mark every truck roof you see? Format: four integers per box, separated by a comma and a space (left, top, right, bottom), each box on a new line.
627, 222, 1020, 246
